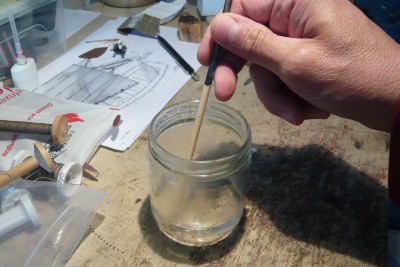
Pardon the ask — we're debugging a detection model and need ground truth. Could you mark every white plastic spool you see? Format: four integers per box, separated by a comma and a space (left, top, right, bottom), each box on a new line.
0, 188, 32, 213
0, 194, 39, 237
56, 162, 83, 197
10, 150, 34, 168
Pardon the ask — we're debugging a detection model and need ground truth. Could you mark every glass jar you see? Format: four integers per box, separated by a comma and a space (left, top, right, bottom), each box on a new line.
147, 101, 252, 246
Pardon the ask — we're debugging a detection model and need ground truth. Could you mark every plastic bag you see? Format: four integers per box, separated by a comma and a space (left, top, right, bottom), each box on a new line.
0, 87, 121, 170
0, 180, 106, 267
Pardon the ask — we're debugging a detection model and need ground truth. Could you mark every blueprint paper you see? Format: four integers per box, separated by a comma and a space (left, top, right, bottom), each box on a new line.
36, 18, 201, 151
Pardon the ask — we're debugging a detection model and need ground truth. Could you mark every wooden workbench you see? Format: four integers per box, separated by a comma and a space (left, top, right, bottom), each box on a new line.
64, 1, 389, 266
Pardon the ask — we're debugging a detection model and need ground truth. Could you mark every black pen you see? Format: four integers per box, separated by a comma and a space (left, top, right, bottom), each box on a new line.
157, 35, 200, 81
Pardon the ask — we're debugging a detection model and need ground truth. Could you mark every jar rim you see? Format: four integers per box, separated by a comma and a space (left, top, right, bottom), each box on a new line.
148, 100, 252, 177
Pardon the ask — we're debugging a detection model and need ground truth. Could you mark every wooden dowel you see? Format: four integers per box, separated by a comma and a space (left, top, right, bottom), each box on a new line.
5, 157, 37, 178
0, 115, 68, 145
86, 38, 119, 43
0, 121, 51, 135
0, 157, 38, 188
0, 142, 55, 188
187, 84, 211, 160
186, 0, 232, 160
0, 173, 12, 189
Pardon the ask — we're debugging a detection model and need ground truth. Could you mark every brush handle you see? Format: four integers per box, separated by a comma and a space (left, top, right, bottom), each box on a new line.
204, 0, 232, 84
223, 0, 233, 13
157, 35, 199, 81
204, 45, 221, 85
187, 84, 212, 159
187, 0, 233, 159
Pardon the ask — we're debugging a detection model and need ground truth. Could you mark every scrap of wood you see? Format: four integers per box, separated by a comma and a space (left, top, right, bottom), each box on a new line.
178, 12, 202, 43
79, 47, 108, 59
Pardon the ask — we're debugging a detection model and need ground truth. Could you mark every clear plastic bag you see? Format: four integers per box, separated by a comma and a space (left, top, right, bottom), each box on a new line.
0, 180, 106, 267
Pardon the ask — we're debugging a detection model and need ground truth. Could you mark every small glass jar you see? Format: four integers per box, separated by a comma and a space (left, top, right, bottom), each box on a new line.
147, 101, 252, 246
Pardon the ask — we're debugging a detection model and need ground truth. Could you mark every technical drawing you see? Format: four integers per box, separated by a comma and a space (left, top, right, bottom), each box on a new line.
39, 51, 169, 108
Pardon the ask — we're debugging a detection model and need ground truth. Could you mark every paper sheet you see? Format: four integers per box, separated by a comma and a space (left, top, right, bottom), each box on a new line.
36, 18, 201, 151
64, 9, 101, 39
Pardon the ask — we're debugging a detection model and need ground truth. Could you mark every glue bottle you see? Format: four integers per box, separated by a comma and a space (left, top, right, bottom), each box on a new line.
9, 13, 39, 91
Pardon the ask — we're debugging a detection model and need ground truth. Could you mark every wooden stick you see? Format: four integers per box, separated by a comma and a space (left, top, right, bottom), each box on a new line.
0, 142, 55, 188
186, 43, 221, 160
187, 84, 211, 159
86, 38, 119, 43
0, 115, 68, 145
186, 0, 232, 160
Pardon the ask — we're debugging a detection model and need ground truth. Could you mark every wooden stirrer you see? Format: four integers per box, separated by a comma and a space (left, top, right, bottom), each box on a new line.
187, 0, 233, 160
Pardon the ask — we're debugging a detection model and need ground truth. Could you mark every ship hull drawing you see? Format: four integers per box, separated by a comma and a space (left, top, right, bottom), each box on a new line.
40, 53, 168, 108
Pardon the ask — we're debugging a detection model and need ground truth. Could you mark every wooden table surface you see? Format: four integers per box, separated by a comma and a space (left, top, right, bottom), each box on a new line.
64, 1, 389, 266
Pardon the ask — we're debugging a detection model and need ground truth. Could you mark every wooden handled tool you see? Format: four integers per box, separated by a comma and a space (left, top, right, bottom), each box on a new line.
0, 115, 68, 145
187, 0, 233, 160
0, 142, 55, 188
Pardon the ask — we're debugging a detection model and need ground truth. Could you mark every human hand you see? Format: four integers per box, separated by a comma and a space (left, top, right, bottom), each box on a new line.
198, 0, 400, 132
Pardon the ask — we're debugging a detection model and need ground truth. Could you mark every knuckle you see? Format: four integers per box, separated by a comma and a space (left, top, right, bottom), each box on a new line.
283, 44, 319, 78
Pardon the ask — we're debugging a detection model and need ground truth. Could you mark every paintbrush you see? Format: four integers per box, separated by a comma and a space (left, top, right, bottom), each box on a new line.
118, 14, 199, 81
165, 0, 234, 221
187, 0, 233, 160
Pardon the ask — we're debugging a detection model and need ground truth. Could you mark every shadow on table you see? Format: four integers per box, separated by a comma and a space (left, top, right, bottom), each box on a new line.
248, 144, 388, 266
138, 196, 246, 264
138, 143, 387, 265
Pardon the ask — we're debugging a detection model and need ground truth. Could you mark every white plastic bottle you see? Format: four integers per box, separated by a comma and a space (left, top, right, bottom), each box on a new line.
11, 56, 39, 91
8, 13, 39, 91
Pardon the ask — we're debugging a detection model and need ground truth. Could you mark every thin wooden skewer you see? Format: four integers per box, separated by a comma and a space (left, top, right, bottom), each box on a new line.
187, 0, 233, 160
0, 115, 68, 145
86, 38, 119, 43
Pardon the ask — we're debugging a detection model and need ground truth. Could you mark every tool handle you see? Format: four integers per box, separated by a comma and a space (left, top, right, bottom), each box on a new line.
0, 157, 38, 188
0, 120, 51, 135
187, 84, 212, 159
157, 35, 195, 74
86, 38, 119, 43
204, 44, 221, 86
0, 116, 68, 145
0, 173, 11, 188
6, 157, 38, 180
187, 0, 233, 159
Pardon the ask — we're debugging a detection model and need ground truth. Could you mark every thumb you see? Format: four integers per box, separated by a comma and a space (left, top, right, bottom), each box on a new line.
210, 13, 296, 73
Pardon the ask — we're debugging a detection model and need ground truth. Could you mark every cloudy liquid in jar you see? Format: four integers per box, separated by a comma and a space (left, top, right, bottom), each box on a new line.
150, 119, 249, 246
157, 119, 243, 160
